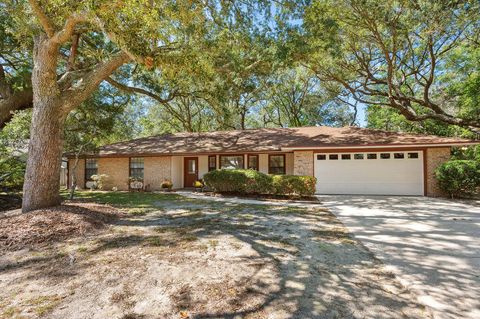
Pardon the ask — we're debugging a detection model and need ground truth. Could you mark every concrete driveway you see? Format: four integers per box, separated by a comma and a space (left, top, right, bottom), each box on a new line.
319, 195, 480, 319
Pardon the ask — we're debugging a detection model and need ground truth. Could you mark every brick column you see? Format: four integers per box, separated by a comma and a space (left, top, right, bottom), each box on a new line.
426, 147, 451, 197
293, 151, 314, 176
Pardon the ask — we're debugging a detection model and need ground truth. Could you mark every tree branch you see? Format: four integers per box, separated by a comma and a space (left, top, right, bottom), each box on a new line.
0, 88, 33, 127
28, 0, 55, 37
62, 52, 131, 113
0, 65, 12, 98
51, 13, 88, 44
105, 77, 177, 104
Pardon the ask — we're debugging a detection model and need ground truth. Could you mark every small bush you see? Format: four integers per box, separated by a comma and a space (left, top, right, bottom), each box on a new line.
203, 169, 273, 194
90, 174, 109, 190
161, 180, 173, 189
272, 175, 317, 196
435, 160, 480, 198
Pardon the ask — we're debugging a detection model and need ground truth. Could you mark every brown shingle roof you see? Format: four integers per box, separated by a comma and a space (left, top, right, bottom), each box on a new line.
73, 126, 476, 157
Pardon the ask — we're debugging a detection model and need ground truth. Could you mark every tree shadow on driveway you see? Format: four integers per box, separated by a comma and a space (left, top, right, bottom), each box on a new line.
320, 195, 480, 319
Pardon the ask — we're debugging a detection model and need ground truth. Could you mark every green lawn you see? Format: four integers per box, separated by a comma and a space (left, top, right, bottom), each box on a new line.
61, 190, 182, 208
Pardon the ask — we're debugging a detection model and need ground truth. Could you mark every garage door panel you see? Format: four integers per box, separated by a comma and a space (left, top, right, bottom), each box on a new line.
314, 152, 424, 196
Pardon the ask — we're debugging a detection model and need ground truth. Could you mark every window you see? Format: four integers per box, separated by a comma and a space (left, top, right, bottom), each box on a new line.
380, 153, 391, 159
248, 155, 259, 170
269, 154, 285, 174
208, 155, 216, 171
329, 154, 338, 160
354, 154, 364, 160
367, 153, 377, 159
408, 152, 419, 159
220, 155, 244, 169
317, 154, 326, 160
187, 159, 196, 174
341, 154, 351, 160
394, 153, 405, 159
85, 159, 98, 181
130, 157, 144, 179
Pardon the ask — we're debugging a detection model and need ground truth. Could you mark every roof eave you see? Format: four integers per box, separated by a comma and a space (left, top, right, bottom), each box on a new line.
281, 141, 479, 151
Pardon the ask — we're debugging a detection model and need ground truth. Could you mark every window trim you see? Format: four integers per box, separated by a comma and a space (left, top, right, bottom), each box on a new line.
268, 154, 286, 175
84, 158, 98, 187
208, 155, 217, 171
219, 154, 245, 169
247, 154, 259, 170
129, 157, 145, 180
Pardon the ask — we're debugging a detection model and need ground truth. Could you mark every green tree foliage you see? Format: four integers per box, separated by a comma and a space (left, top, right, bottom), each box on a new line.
64, 85, 135, 154
366, 105, 474, 137
262, 67, 353, 127
0, 110, 30, 190
436, 160, 480, 198
302, 0, 480, 133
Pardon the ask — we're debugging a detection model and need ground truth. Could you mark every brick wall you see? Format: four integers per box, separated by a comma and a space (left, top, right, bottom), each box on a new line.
426, 147, 451, 197
144, 157, 172, 191
98, 157, 129, 191
67, 158, 85, 189
293, 151, 314, 176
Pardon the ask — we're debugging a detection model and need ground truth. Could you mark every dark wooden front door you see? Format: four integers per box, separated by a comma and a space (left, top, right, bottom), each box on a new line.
184, 157, 198, 188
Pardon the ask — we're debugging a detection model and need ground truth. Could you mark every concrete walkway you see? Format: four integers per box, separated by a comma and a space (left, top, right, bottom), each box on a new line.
319, 195, 480, 319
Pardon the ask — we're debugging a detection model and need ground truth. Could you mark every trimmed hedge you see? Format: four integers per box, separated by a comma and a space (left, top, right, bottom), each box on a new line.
272, 174, 317, 196
203, 169, 273, 194
203, 169, 316, 197
435, 160, 480, 198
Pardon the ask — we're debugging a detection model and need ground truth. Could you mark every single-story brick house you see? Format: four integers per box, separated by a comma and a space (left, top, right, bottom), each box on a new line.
66, 126, 478, 196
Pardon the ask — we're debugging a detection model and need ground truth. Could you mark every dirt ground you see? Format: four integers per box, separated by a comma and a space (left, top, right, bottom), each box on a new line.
0, 193, 430, 319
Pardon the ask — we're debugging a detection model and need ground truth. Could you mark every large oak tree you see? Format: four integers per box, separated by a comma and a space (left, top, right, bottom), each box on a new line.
1, 0, 232, 211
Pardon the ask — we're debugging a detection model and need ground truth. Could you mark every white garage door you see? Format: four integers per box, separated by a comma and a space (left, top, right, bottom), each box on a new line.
314, 151, 424, 195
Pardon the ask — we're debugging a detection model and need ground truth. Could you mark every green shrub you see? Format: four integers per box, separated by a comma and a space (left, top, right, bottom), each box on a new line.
272, 175, 317, 196
203, 169, 317, 197
435, 160, 480, 198
161, 180, 173, 189
203, 169, 273, 194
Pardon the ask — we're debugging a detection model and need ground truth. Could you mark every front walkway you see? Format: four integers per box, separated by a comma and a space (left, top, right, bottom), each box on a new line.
319, 195, 480, 319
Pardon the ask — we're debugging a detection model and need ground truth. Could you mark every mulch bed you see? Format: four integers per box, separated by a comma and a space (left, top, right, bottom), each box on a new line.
196, 191, 320, 203
0, 203, 124, 251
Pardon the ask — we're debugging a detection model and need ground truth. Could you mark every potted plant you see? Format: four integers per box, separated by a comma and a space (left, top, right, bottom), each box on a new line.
161, 180, 173, 192
129, 176, 144, 191
193, 180, 204, 192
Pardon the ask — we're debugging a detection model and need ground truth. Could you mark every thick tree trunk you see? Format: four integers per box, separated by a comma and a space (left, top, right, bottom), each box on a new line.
22, 35, 65, 212
22, 101, 65, 211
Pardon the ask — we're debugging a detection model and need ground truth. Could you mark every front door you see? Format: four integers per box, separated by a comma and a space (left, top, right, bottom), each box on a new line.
184, 157, 198, 188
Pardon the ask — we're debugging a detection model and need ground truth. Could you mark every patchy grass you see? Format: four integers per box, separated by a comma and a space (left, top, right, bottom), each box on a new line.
0, 191, 429, 319
61, 190, 181, 208
127, 207, 153, 216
